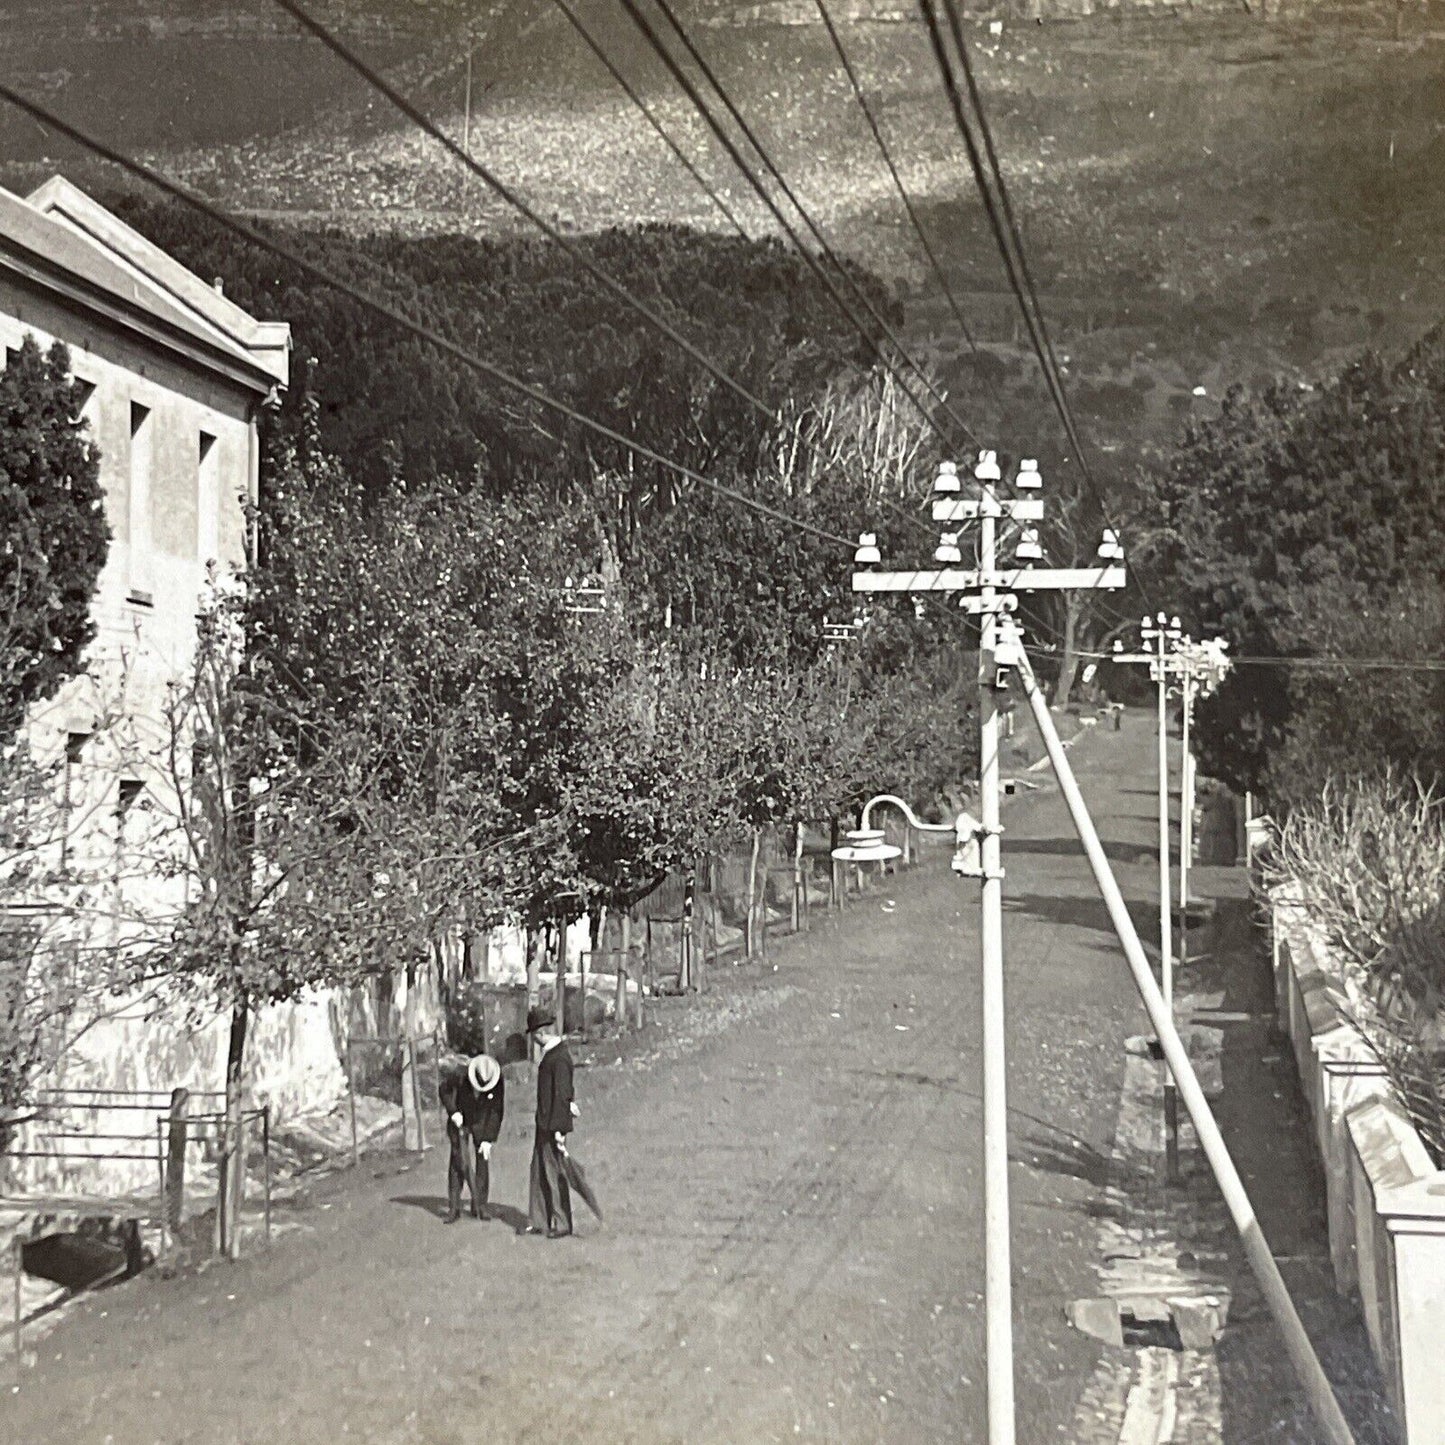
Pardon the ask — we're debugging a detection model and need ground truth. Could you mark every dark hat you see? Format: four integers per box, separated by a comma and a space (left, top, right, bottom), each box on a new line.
526, 1006, 556, 1034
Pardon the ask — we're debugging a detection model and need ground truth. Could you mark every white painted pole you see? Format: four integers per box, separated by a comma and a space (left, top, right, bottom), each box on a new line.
977, 493, 1016, 1445
1156, 631, 1172, 1014
1014, 647, 1356, 1445
1156, 630, 1181, 1180
1180, 667, 1194, 973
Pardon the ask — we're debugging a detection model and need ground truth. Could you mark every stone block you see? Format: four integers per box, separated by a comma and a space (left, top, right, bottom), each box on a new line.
1066, 1296, 1124, 1348
1168, 1294, 1227, 1350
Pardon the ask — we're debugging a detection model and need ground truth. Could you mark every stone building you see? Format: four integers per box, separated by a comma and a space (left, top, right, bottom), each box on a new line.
0, 179, 349, 1191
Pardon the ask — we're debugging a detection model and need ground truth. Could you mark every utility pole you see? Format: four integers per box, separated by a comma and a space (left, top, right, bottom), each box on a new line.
1008, 635, 1354, 1445
852, 450, 1125, 1445
1112, 613, 1182, 1182
1112, 628, 1232, 1075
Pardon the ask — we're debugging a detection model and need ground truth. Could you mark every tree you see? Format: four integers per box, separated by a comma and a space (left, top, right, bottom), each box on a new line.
0, 334, 108, 743
1144, 334, 1445, 796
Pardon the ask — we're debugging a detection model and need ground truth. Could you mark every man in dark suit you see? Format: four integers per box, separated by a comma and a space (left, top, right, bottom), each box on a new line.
525, 1006, 576, 1238
438, 1052, 505, 1222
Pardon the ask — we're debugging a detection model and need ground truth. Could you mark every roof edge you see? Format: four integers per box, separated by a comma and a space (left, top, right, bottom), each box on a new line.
25, 175, 290, 391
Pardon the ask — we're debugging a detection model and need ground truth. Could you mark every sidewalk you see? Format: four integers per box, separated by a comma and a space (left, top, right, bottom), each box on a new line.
1172, 831, 1396, 1443
0, 711, 1191, 1443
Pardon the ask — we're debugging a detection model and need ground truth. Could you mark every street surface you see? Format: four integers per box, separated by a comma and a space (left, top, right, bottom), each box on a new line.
3, 718, 1212, 1443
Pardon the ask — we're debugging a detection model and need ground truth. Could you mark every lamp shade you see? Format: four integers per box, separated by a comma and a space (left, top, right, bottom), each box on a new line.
831, 828, 902, 863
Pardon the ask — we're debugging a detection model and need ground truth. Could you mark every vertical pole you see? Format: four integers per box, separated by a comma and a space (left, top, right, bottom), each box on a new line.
262, 1105, 272, 1247
1180, 666, 1194, 963
1015, 649, 1356, 1445
579, 947, 589, 1042
977, 490, 1016, 1445
156, 1118, 168, 1257
791, 822, 802, 933
165, 1087, 190, 1239
1157, 633, 1172, 1014
347, 1038, 359, 1169
234, 1104, 248, 1258
1157, 633, 1180, 1183
12, 1237, 22, 1380
621, 913, 633, 1032
411, 1037, 427, 1153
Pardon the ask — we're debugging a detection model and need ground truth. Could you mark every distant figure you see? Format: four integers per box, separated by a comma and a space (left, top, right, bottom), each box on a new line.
438, 1052, 504, 1223
525, 1006, 577, 1238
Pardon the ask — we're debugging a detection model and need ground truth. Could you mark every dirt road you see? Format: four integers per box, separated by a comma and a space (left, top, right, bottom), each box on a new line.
5, 718, 1162, 1444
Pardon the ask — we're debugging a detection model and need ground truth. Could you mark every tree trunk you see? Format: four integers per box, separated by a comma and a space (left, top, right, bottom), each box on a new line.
746, 828, 762, 957
682, 866, 698, 991
791, 821, 803, 931
218, 994, 249, 1259
399, 961, 423, 1152
1053, 596, 1083, 708
615, 910, 630, 1034
525, 926, 540, 1061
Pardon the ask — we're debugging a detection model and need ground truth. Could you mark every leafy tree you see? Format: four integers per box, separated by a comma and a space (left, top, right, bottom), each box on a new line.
105, 196, 892, 499
1145, 334, 1445, 796
0, 335, 108, 742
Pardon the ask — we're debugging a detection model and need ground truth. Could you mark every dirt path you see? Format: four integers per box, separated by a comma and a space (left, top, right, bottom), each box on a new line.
4, 717, 1166, 1444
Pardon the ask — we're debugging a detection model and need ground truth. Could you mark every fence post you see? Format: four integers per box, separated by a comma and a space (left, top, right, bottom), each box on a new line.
165, 1087, 190, 1239
620, 914, 632, 1033
791, 822, 802, 932
347, 1038, 359, 1169
410, 1037, 427, 1154
579, 946, 589, 1041
829, 817, 841, 912
262, 1105, 272, 1246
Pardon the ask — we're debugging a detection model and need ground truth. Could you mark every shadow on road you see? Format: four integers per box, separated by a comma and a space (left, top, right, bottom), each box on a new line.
1003, 892, 1157, 953
1005, 837, 1156, 867
389, 1195, 531, 1233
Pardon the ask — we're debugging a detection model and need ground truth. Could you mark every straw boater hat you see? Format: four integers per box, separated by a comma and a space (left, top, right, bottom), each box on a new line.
468, 1054, 501, 1093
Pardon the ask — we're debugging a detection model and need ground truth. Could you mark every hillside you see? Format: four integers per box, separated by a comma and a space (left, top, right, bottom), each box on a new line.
2, 1, 1442, 475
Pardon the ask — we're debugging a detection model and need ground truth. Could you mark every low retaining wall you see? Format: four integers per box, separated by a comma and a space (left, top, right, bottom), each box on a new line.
1268, 881, 1445, 1444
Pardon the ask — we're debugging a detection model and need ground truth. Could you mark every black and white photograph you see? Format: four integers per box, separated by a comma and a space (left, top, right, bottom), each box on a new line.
0, 0, 1438, 1440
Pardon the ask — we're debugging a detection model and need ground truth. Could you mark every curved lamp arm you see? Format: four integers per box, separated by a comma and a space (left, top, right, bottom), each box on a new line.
859, 793, 958, 836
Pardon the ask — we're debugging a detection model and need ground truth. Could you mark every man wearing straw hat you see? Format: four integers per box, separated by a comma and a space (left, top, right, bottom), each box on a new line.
438, 1052, 505, 1223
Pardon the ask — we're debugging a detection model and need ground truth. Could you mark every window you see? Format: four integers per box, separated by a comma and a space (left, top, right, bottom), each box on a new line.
198, 430, 219, 562
60, 732, 89, 871
116, 778, 144, 821
71, 378, 96, 419
127, 402, 153, 605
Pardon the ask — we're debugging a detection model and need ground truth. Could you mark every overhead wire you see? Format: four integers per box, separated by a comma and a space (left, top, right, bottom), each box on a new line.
544, 0, 750, 239
617, 0, 978, 455
939, 0, 1085, 475
918, 0, 1154, 612
268, 0, 776, 423
648, 0, 975, 446
811, 0, 990, 372
0, 82, 855, 552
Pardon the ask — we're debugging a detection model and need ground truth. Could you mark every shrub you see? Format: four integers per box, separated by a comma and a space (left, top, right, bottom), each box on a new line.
1264, 771, 1445, 1163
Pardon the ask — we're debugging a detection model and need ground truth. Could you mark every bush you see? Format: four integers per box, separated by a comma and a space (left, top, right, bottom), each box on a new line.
1264, 771, 1445, 1164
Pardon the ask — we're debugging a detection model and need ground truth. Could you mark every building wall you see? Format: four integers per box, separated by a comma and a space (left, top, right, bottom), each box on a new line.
0, 264, 325, 1188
